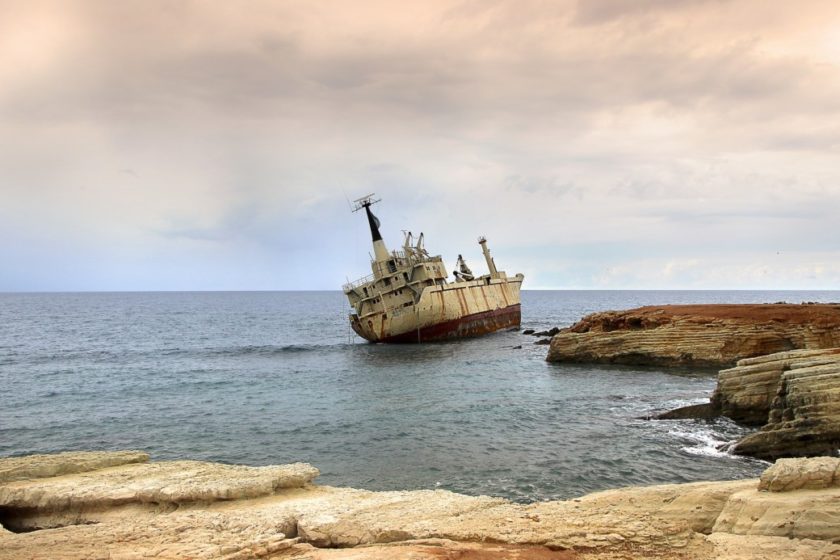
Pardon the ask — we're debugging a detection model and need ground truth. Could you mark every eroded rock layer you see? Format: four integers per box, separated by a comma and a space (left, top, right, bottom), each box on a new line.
725, 349, 840, 460
0, 457, 319, 531
1, 452, 839, 559
546, 304, 840, 368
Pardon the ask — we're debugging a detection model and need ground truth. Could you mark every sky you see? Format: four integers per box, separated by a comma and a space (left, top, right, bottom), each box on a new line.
1, 0, 840, 291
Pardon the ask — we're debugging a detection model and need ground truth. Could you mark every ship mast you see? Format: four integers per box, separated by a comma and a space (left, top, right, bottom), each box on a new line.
352, 193, 390, 263
478, 236, 498, 278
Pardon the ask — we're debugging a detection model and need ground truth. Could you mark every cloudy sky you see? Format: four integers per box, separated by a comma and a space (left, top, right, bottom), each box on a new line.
2, 0, 839, 291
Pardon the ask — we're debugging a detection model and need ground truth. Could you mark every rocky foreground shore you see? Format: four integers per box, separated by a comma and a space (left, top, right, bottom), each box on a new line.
1, 451, 839, 559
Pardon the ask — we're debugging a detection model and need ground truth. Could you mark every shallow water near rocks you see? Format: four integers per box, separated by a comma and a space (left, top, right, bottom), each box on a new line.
2, 290, 838, 502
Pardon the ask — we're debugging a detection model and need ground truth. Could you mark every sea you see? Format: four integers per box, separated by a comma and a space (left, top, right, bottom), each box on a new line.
2, 290, 838, 503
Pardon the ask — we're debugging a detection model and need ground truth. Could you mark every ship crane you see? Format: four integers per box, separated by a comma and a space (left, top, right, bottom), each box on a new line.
453, 254, 474, 282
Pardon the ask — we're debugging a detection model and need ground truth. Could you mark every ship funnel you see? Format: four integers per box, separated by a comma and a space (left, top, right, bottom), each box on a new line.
352, 193, 390, 262
478, 236, 498, 278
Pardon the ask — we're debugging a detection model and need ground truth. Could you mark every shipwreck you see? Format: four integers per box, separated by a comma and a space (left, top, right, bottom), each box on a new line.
342, 194, 524, 342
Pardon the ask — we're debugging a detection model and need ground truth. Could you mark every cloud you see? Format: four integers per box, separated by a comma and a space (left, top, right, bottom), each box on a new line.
571, 0, 729, 26
1, 0, 839, 289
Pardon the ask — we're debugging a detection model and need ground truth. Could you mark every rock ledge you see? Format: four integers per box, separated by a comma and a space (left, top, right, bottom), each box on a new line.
546, 304, 840, 367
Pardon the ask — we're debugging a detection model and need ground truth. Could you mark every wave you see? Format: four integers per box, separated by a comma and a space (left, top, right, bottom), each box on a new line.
6, 342, 356, 366
667, 426, 740, 459
161, 343, 353, 358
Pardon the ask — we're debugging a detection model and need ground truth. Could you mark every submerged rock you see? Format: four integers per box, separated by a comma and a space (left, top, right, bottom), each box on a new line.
654, 402, 717, 420
546, 304, 840, 367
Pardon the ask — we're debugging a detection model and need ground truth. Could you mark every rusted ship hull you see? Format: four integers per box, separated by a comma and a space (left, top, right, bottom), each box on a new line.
348, 275, 523, 343
353, 303, 521, 343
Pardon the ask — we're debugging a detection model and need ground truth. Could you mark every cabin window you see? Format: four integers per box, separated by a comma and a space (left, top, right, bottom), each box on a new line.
383, 277, 391, 286
363, 287, 368, 297
388, 260, 397, 273
403, 272, 409, 281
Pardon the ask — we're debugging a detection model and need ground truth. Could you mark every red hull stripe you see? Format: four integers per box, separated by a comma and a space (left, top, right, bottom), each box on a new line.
378, 304, 521, 343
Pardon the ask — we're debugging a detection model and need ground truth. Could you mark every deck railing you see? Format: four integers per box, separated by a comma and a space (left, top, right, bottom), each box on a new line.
343, 253, 444, 292
343, 273, 375, 292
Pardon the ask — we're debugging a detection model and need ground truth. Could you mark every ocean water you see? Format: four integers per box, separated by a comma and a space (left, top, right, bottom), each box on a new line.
2, 290, 838, 502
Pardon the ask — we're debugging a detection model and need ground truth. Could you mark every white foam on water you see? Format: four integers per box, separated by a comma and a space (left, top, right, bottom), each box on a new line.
667, 426, 738, 459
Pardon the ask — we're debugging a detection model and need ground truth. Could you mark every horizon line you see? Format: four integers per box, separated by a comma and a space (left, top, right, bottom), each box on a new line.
2, 288, 840, 295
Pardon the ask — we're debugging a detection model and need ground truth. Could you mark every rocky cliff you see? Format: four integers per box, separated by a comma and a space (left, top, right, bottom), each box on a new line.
717, 348, 840, 460
1, 452, 839, 559
546, 304, 840, 368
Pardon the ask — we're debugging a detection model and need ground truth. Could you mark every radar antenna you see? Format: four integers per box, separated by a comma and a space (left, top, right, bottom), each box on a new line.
351, 193, 381, 212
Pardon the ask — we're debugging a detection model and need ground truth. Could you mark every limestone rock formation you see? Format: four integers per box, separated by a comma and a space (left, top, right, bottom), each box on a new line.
2, 453, 840, 559
0, 450, 149, 483
708, 348, 840, 460
712, 348, 840, 425
0, 455, 319, 531
758, 457, 840, 492
650, 348, 840, 461
546, 304, 840, 368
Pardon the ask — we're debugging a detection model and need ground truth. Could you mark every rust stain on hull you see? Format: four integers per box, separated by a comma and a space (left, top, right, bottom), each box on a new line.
375, 304, 521, 343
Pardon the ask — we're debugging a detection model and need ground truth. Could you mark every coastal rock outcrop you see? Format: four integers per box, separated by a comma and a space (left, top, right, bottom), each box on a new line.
650, 348, 840, 461
546, 304, 840, 367
712, 348, 840, 425
723, 349, 840, 460
2, 452, 840, 559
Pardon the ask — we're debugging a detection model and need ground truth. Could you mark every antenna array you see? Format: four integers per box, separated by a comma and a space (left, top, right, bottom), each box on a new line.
351, 193, 381, 212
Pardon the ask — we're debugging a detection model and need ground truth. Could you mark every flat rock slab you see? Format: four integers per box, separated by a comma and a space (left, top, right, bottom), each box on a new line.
291, 488, 509, 547
0, 451, 150, 484
0, 508, 298, 560
0, 460, 319, 511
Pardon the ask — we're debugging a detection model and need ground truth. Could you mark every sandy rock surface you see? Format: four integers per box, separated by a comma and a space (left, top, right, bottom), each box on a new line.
0, 456, 319, 526
758, 457, 840, 492
0, 450, 149, 484
2, 453, 840, 559
546, 304, 840, 368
